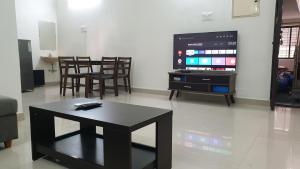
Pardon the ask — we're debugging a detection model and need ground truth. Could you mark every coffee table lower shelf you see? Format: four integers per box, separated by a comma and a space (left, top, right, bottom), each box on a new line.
36, 132, 156, 169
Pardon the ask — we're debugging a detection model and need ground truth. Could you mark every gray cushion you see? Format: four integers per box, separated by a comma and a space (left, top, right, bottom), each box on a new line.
0, 115, 18, 142
0, 95, 17, 116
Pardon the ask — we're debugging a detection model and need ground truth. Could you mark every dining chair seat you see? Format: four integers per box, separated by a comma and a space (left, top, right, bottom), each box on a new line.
118, 74, 128, 78
89, 72, 101, 75
63, 73, 84, 77
92, 74, 114, 80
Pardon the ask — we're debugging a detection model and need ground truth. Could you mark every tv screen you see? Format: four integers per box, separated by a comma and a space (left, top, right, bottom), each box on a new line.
173, 31, 238, 71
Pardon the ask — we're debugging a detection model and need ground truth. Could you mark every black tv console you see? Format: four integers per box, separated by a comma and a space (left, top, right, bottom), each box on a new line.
168, 71, 237, 106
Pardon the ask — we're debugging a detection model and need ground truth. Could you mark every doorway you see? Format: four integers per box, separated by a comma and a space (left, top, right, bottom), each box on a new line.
271, 0, 300, 109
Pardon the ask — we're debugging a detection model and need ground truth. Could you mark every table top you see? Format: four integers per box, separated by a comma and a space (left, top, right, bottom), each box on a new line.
63, 60, 123, 65
30, 98, 172, 131
63, 60, 101, 65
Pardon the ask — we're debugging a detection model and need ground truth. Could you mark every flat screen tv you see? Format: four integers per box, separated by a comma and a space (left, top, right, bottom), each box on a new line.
173, 31, 238, 71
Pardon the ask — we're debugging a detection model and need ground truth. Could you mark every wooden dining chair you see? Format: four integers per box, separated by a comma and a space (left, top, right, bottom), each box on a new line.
58, 57, 76, 96
91, 57, 118, 99
76, 56, 93, 74
76, 56, 93, 92
58, 56, 83, 96
117, 57, 132, 94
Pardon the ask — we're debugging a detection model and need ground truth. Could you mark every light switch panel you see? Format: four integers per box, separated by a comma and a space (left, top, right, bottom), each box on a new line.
233, 0, 260, 17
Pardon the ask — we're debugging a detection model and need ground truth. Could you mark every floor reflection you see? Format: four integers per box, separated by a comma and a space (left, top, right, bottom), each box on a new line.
274, 107, 291, 132
175, 129, 232, 155
3, 85, 300, 169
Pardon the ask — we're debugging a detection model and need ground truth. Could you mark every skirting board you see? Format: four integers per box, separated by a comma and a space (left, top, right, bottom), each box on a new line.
42, 83, 269, 106
132, 87, 270, 106
45, 81, 60, 86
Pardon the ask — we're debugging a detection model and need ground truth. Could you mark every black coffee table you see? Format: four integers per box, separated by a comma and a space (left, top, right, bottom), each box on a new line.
29, 98, 173, 169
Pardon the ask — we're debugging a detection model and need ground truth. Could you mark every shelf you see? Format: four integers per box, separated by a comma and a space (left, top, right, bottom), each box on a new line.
168, 90, 233, 96
170, 81, 229, 86
36, 133, 156, 169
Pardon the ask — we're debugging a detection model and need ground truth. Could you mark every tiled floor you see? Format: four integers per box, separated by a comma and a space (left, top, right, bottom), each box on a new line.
1, 85, 300, 169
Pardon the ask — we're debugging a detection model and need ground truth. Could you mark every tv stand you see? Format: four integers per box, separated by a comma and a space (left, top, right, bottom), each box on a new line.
169, 71, 236, 106
177, 70, 192, 73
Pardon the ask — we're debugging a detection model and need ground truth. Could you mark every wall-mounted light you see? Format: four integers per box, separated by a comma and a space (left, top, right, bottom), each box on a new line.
68, 0, 101, 10
202, 11, 214, 21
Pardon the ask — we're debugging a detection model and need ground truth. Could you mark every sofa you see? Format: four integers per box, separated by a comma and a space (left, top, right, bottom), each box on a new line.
0, 95, 18, 148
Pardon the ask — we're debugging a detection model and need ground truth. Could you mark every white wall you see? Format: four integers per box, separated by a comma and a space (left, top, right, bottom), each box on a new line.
15, 0, 58, 83
57, 0, 276, 100
0, 0, 23, 112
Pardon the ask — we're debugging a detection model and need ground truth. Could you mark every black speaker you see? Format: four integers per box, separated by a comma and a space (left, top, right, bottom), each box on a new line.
33, 70, 45, 86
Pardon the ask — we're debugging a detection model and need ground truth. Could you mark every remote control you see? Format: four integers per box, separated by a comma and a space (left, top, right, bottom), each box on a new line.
74, 102, 102, 110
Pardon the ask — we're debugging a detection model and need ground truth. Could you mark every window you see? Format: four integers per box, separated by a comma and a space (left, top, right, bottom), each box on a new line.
279, 26, 300, 58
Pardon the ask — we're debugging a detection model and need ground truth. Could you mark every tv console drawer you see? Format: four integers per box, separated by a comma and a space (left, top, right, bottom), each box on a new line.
169, 82, 209, 92
186, 75, 230, 84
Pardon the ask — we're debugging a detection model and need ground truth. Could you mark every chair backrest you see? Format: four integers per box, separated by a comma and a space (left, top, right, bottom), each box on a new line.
76, 56, 93, 73
58, 56, 77, 76
101, 57, 118, 75
117, 57, 132, 77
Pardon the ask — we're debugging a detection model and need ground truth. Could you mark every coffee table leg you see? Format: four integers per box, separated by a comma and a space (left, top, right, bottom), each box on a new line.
80, 123, 96, 134
156, 113, 173, 169
30, 108, 55, 161
104, 128, 131, 169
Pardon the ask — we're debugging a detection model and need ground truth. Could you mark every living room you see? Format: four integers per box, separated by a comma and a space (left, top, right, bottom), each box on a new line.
0, 0, 298, 169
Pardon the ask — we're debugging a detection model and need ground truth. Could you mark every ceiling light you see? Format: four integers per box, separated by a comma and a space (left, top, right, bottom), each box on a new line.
68, 0, 101, 10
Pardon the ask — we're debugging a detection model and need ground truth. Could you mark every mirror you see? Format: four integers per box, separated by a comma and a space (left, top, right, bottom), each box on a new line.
233, 0, 260, 17
39, 21, 57, 50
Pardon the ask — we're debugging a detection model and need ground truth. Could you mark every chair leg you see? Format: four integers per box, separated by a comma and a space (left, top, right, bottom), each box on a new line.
85, 76, 90, 98
71, 78, 75, 96
90, 79, 94, 92
99, 80, 103, 100
60, 77, 63, 95
114, 79, 119, 96
76, 78, 80, 92
4, 140, 12, 148
102, 80, 106, 95
123, 77, 128, 92
128, 77, 132, 94
63, 77, 67, 96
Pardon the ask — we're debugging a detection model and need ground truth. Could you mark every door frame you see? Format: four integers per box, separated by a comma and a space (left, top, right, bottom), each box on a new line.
270, 0, 283, 110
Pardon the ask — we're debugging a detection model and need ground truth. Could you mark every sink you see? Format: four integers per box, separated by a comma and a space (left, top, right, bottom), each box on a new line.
41, 57, 58, 72
41, 57, 58, 64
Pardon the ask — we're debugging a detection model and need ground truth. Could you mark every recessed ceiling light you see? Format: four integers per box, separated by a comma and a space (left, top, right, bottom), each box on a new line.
68, 0, 101, 10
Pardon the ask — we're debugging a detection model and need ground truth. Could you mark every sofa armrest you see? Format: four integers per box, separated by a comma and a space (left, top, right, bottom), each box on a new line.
0, 114, 18, 142
0, 95, 18, 117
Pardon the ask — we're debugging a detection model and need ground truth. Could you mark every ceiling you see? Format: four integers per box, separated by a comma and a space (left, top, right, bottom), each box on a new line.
283, 0, 300, 21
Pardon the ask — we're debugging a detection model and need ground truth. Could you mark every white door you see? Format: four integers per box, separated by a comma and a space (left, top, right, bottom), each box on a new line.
233, 0, 260, 17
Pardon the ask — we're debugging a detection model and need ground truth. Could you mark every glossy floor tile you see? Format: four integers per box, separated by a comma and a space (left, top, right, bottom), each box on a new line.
0, 85, 300, 169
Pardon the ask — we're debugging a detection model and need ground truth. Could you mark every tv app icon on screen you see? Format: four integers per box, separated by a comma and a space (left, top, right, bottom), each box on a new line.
199, 57, 212, 66
186, 57, 199, 65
